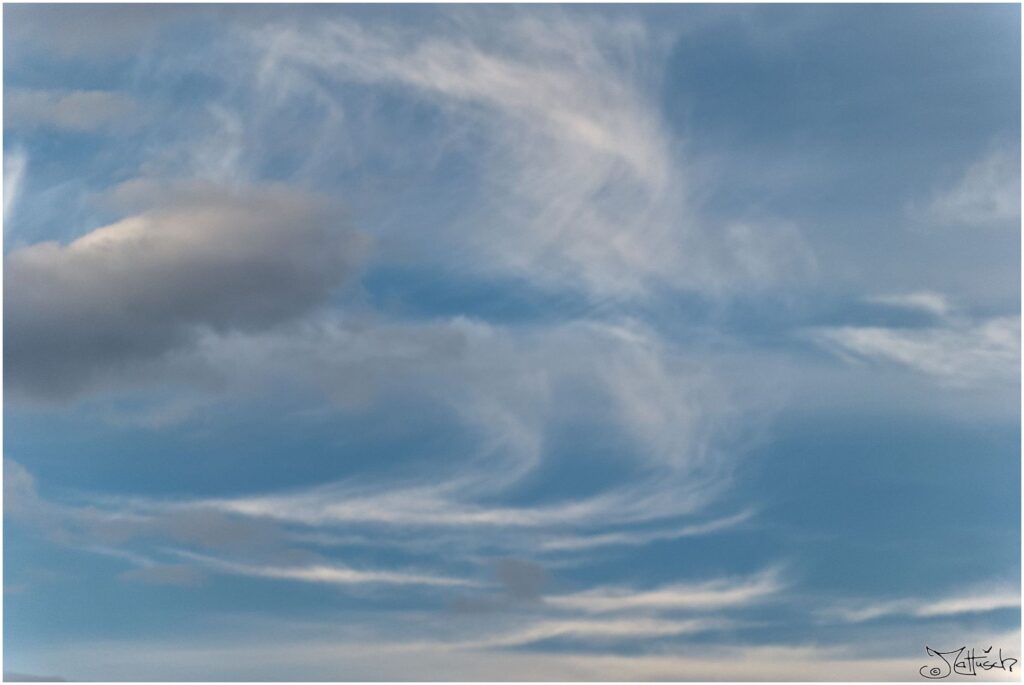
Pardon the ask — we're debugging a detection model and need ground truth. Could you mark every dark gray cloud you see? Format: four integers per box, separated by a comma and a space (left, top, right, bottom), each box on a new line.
2, 4, 202, 59
494, 558, 547, 601
5, 181, 367, 400
118, 564, 205, 586
4, 89, 140, 133
451, 558, 549, 614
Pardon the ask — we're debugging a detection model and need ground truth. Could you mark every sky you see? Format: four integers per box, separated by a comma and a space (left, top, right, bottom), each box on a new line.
2, 3, 1021, 681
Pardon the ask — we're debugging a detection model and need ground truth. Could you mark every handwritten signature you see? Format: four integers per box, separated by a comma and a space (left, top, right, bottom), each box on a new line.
920, 646, 1017, 679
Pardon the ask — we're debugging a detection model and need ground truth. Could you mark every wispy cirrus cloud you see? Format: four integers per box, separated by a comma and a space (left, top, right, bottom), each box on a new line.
810, 314, 1019, 388
809, 291, 1019, 389
460, 616, 728, 649
175, 551, 479, 589
545, 567, 784, 614
251, 10, 814, 299
538, 509, 755, 552
822, 585, 1020, 623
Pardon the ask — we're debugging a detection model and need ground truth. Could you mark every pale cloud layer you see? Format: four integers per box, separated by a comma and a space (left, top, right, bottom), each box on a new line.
15, 630, 1021, 681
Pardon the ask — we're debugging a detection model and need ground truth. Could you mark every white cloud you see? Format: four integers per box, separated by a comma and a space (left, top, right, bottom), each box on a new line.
250, 11, 813, 299
924, 148, 1021, 227
539, 509, 754, 551
461, 616, 724, 649
545, 566, 783, 614
823, 584, 1020, 623
176, 551, 478, 589
810, 315, 1019, 388
166, 315, 751, 541
4, 309, 759, 600
867, 291, 951, 317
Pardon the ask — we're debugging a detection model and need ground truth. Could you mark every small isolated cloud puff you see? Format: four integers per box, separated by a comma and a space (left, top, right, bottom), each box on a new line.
4, 181, 367, 400
923, 148, 1021, 227
4, 89, 140, 133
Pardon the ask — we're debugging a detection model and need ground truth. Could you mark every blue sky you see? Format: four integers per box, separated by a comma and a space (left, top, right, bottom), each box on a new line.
2, 4, 1020, 680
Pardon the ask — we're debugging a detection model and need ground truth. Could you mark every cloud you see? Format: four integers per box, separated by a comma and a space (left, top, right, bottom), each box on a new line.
4, 311, 759, 602
866, 291, 951, 317
176, 551, 478, 589
923, 147, 1021, 227
5, 459, 292, 557
32, 623, 1016, 681
451, 558, 550, 613
544, 567, 783, 614
3, 7, 1018, 681
188, 473, 717, 535
3, 4, 200, 59
494, 558, 547, 601
105, 314, 746, 562
810, 313, 1019, 388
251, 10, 814, 299
6, 459, 476, 590
191, 315, 747, 489
0, 640, 928, 681
5, 89, 140, 133
823, 585, 1020, 623
118, 564, 205, 587
4, 180, 367, 400
4, 460, 62, 530
462, 616, 724, 649
13, 597, 1021, 680
4, 149, 27, 222
539, 509, 754, 551
447, 566, 781, 648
